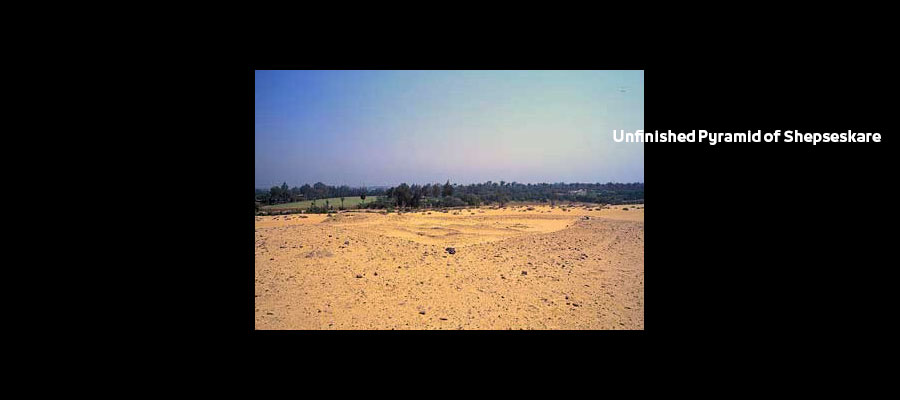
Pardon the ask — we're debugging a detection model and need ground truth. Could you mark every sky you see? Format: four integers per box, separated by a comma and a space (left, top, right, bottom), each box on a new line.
255, 70, 643, 188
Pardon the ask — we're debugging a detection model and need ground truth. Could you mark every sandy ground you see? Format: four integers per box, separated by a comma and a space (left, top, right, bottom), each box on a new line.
255, 204, 644, 330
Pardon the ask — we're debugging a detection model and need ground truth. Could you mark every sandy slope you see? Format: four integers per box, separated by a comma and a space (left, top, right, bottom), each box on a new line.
255, 204, 644, 330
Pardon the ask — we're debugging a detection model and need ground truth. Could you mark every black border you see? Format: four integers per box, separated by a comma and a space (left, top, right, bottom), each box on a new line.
230, 53, 893, 347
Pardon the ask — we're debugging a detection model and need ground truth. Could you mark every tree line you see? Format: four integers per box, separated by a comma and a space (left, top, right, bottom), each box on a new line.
256, 180, 643, 212
256, 182, 382, 205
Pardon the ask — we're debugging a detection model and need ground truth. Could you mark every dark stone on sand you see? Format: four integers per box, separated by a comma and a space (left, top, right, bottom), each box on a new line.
446, 247, 456, 254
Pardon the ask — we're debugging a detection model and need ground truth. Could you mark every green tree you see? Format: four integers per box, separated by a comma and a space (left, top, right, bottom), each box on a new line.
270, 185, 283, 203
280, 182, 289, 202
442, 180, 453, 197
394, 183, 411, 208
340, 197, 345, 210
313, 182, 328, 198
300, 184, 312, 199
461, 193, 481, 207
410, 184, 423, 207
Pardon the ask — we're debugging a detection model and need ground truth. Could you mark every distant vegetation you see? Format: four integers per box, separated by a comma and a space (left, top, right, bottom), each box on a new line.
256, 182, 371, 205
263, 196, 379, 210
256, 181, 642, 214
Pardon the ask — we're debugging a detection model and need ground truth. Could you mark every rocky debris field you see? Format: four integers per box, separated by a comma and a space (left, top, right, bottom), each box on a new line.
255, 204, 643, 329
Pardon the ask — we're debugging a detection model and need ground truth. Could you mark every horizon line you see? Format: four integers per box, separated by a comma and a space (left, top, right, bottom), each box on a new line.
256, 180, 644, 189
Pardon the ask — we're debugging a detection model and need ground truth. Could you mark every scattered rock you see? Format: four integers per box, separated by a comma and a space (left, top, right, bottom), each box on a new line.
446, 247, 456, 255
419, 310, 426, 315
521, 271, 527, 275
305, 249, 334, 258
344, 241, 350, 245
355, 274, 363, 278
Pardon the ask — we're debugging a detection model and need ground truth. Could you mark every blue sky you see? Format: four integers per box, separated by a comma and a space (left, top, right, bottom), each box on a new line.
256, 70, 643, 188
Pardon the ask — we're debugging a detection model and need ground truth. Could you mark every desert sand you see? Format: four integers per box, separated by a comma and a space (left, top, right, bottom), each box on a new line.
255, 204, 644, 329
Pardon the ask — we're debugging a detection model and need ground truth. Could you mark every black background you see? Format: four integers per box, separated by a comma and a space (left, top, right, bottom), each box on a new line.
647, 59, 890, 346
184, 45, 893, 361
